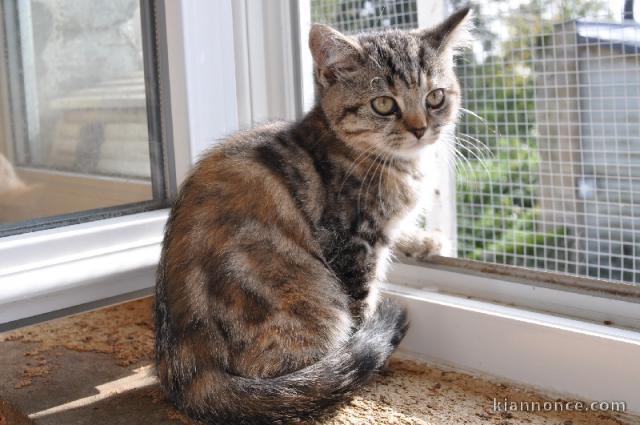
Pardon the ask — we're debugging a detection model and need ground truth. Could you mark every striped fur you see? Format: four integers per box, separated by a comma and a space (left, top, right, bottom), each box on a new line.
155, 7, 471, 424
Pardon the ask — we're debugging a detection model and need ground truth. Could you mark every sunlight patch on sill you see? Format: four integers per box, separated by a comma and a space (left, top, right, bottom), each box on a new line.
29, 365, 158, 419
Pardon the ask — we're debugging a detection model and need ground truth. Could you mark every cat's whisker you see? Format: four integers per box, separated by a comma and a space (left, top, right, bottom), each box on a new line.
376, 152, 393, 214
441, 139, 471, 176
455, 149, 474, 176
456, 133, 491, 152
452, 144, 475, 177
458, 109, 501, 137
374, 157, 385, 214
361, 152, 382, 212
454, 136, 491, 163
454, 133, 490, 154
450, 148, 472, 177
443, 145, 463, 176
338, 145, 378, 195
455, 137, 492, 179
370, 151, 387, 199
453, 137, 480, 162
366, 151, 388, 211
459, 107, 487, 123
456, 132, 493, 156
387, 155, 401, 194
451, 147, 484, 189
449, 157, 480, 190
357, 149, 384, 213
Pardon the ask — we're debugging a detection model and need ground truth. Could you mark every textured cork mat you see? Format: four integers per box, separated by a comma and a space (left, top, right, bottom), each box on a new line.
0, 298, 638, 425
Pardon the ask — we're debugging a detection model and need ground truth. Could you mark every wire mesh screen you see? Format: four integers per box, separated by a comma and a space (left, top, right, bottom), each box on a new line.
310, 0, 640, 285
311, 0, 418, 32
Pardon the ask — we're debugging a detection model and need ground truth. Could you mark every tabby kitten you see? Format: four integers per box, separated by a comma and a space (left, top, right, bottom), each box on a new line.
155, 7, 471, 424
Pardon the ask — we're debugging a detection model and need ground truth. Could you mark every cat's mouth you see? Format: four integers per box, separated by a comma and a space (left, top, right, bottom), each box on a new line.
385, 136, 440, 159
403, 133, 440, 150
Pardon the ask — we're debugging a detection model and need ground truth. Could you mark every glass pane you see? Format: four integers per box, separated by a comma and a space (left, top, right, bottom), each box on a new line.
310, 0, 640, 286
0, 0, 164, 230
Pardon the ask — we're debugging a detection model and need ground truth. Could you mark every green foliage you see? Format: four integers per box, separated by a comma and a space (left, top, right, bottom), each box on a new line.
457, 55, 536, 148
456, 139, 568, 267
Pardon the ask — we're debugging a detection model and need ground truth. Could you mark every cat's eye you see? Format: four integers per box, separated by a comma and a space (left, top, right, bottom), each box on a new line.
426, 89, 446, 109
371, 96, 398, 116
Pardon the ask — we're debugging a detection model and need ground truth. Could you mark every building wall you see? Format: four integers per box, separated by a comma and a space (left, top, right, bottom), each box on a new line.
535, 21, 583, 274
536, 21, 640, 282
578, 45, 640, 281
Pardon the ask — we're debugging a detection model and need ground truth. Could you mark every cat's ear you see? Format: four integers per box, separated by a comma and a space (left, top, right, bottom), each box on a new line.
309, 24, 362, 87
419, 7, 473, 56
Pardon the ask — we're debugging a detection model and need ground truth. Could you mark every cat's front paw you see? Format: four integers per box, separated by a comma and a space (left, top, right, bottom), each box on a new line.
395, 230, 445, 261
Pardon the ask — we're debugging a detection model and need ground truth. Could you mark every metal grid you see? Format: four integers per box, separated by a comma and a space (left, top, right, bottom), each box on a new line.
311, 0, 418, 32
456, 1, 639, 285
310, 0, 640, 285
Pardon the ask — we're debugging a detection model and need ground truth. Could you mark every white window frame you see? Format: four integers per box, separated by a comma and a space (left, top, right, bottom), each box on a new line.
0, 0, 638, 414
0, 0, 239, 327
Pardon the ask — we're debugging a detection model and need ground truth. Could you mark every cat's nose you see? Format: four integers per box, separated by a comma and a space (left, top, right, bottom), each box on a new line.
409, 127, 426, 139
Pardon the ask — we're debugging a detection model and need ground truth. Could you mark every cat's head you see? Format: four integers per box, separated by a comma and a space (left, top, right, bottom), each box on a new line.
309, 8, 472, 160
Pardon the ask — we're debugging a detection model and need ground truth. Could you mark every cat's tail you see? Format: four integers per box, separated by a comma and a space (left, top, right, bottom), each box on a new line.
179, 298, 409, 425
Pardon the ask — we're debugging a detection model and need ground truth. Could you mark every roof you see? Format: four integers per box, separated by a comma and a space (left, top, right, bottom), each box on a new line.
574, 20, 640, 54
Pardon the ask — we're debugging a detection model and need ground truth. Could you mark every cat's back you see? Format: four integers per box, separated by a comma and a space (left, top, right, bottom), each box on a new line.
181, 119, 323, 224
195, 120, 293, 173
164, 119, 323, 267
157, 119, 346, 374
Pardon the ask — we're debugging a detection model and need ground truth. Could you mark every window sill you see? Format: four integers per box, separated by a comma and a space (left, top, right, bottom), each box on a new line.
0, 167, 153, 224
389, 259, 640, 331
0, 209, 167, 330
1, 210, 638, 413
384, 283, 640, 414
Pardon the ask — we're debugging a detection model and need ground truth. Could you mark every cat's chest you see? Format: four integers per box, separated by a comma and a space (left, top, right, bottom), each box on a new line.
327, 170, 423, 244
375, 171, 424, 238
